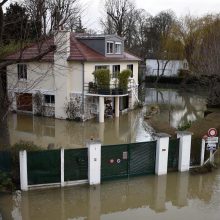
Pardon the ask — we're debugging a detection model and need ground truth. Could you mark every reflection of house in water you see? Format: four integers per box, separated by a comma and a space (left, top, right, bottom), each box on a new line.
8, 109, 153, 148
145, 88, 207, 128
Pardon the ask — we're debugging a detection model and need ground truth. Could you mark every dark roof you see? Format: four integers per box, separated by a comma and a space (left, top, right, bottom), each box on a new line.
6, 33, 141, 62
6, 38, 55, 62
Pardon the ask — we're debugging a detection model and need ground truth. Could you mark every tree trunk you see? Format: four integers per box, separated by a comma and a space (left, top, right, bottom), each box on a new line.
0, 68, 10, 149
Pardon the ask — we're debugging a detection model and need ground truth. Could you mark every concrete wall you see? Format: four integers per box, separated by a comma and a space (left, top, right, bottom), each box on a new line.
146, 59, 188, 76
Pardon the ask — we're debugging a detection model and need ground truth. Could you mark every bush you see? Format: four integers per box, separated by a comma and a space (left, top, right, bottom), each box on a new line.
64, 97, 82, 121
0, 171, 14, 192
118, 69, 132, 91
93, 69, 110, 89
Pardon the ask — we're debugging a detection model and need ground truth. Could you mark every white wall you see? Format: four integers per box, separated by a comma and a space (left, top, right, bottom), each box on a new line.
146, 59, 188, 76
7, 62, 55, 112
84, 61, 139, 86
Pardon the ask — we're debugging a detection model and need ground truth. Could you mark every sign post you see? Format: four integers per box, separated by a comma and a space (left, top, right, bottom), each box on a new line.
204, 128, 218, 164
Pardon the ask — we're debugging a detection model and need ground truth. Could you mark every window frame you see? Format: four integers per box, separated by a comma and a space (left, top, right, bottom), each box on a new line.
106, 41, 114, 54
17, 64, 27, 81
127, 64, 134, 78
95, 65, 110, 71
112, 65, 120, 78
115, 42, 122, 54
44, 94, 55, 105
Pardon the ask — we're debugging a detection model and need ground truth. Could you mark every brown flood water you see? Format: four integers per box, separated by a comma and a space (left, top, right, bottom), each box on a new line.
7, 87, 207, 149
0, 153, 220, 220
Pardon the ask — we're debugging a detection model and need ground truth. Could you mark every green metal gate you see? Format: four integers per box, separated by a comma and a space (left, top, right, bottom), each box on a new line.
101, 141, 157, 181
168, 139, 180, 171
101, 144, 129, 180
27, 150, 60, 185
64, 149, 88, 181
130, 141, 156, 176
0, 151, 12, 173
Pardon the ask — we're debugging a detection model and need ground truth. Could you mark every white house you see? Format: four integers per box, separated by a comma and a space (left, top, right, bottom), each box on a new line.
146, 59, 189, 77
6, 31, 141, 123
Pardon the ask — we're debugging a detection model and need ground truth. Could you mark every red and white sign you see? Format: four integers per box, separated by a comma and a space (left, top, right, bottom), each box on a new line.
208, 128, 218, 137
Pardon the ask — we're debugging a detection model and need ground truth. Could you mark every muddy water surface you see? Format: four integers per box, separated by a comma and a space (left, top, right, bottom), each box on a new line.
7, 87, 207, 149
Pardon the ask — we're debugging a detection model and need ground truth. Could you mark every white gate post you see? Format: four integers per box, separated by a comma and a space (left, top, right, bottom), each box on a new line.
87, 140, 101, 185
155, 133, 170, 175
61, 148, 64, 187
200, 139, 205, 166
176, 131, 193, 172
19, 150, 28, 191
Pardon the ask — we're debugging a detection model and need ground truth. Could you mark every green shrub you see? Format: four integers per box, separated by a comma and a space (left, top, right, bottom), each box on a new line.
118, 69, 132, 91
93, 69, 110, 89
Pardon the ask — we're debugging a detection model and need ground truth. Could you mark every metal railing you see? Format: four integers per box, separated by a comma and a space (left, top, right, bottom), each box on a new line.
84, 82, 130, 95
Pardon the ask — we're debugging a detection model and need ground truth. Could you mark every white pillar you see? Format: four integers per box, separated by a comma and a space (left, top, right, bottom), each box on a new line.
99, 96, 104, 123
87, 140, 101, 185
200, 139, 205, 166
61, 148, 64, 187
115, 96, 120, 118
176, 131, 193, 172
19, 150, 28, 191
155, 133, 170, 175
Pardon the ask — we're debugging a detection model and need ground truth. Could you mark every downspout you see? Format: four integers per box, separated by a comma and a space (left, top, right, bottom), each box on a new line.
82, 62, 85, 120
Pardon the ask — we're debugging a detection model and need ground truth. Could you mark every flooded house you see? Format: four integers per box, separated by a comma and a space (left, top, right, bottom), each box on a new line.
5, 31, 141, 123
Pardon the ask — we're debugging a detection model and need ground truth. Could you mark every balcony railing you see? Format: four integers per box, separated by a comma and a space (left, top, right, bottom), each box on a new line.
84, 82, 129, 95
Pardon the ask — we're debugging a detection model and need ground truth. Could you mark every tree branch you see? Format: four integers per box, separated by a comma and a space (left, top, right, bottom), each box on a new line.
0, 45, 56, 70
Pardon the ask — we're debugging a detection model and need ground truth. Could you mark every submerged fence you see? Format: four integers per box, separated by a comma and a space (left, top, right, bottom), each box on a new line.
18, 131, 193, 191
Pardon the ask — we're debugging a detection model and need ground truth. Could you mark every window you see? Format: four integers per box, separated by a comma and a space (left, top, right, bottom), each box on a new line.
107, 41, 114, 54
127, 64, 133, 78
115, 42, 122, 54
17, 64, 27, 80
112, 65, 120, 78
44, 95, 55, 104
95, 65, 109, 70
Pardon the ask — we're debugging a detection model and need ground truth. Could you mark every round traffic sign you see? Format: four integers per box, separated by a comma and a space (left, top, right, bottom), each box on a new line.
208, 128, 217, 137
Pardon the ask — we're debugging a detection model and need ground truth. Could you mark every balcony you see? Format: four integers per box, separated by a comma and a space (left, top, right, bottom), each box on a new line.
84, 82, 130, 97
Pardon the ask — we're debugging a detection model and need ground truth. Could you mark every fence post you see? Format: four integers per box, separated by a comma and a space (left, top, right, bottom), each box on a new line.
87, 140, 101, 185
61, 148, 64, 187
200, 139, 205, 166
19, 150, 28, 191
155, 133, 170, 175
176, 131, 193, 172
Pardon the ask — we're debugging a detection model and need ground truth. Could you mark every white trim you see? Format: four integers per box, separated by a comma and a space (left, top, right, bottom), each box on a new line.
106, 41, 114, 54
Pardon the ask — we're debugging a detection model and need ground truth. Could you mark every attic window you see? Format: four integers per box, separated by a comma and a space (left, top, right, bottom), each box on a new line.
107, 41, 114, 54
115, 42, 122, 54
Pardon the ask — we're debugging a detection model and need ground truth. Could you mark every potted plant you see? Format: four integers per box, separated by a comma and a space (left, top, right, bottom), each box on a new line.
118, 69, 132, 94
93, 69, 111, 95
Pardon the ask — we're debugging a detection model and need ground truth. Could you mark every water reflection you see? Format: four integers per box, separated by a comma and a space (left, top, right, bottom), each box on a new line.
8, 109, 152, 149
145, 88, 207, 129
1, 168, 220, 220
6, 87, 207, 148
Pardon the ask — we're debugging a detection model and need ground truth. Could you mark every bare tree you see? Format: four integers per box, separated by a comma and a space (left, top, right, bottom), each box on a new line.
101, 0, 137, 48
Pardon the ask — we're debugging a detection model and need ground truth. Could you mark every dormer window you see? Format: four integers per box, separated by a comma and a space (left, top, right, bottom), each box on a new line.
107, 41, 114, 54
115, 42, 122, 54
